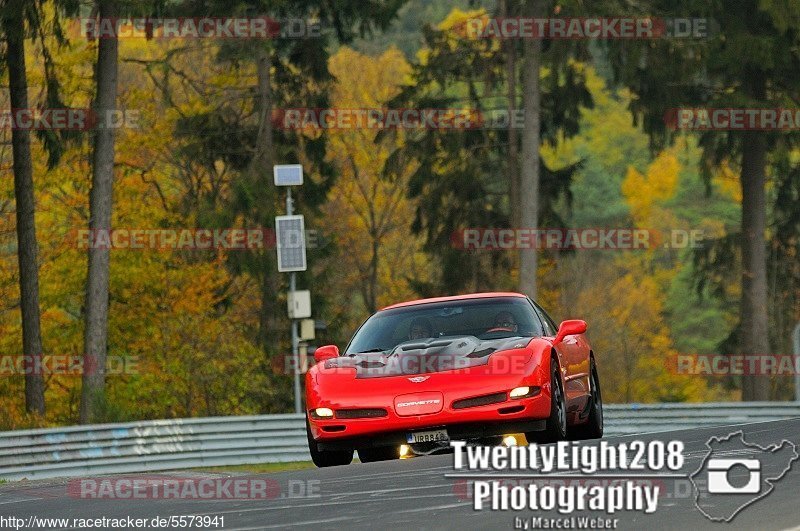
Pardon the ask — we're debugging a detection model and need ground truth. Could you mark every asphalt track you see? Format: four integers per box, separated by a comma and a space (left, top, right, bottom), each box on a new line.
2, 419, 800, 530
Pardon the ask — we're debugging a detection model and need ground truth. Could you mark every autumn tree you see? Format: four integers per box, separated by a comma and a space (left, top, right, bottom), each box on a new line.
605, 0, 800, 400
162, 0, 407, 360
384, 8, 590, 295
78, 0, 122, 423
81, 0, 173, 422
1, 0, 81, 415
319, 47, 430, 317
1, 0, 47, 415
518, 0, 547, 298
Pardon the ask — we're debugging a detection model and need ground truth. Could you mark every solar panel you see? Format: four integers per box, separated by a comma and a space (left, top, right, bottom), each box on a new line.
275, 215, 307, 272
273, 164, 303, 186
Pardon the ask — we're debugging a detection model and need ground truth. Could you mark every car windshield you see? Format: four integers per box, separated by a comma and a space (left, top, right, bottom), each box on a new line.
345, 297, 544, 355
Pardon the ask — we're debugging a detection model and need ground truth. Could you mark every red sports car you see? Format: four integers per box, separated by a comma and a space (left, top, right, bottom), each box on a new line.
305, 292, 602, 466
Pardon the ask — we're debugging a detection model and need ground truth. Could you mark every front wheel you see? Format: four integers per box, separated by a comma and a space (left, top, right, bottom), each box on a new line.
569, 358, 603, 440
526, 356, 567, 444
307, 420, 353, 467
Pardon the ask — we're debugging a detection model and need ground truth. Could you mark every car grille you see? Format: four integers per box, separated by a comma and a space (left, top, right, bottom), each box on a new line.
452, 392, 507, 410
335, 408, 388, 419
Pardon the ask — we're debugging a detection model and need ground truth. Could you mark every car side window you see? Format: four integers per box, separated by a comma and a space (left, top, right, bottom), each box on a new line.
531, 301, 558, 336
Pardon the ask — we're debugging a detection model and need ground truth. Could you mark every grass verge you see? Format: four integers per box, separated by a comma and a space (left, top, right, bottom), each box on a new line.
188, 462, 314, 474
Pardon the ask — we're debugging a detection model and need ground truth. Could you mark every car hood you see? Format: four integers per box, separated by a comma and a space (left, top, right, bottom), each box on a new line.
327, 336, 531, 378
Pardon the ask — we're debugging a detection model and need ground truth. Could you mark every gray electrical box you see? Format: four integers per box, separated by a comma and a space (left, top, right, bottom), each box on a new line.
299, 318, 316, 340
288, 290, 311, 319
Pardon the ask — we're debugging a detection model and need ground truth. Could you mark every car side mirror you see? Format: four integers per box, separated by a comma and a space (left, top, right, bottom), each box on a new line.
554, 320, 587, 344
314, 344, 339, 363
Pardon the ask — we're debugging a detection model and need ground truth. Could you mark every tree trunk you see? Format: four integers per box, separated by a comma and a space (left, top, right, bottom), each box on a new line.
258, 260, 279, 355
739, 130, 770, 401
252, 47, 274, 183
252, 47, 278, 356
80, 0, 119, 423
518, 0, 545, 298
502, 0, 520, 229
367, 230, 378, 313
501, 0, 521, 228
3, 0, 45, 415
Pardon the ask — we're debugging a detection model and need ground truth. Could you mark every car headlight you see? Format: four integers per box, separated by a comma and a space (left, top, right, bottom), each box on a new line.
509, 386, 541, 399
509, 386, 531, 398
313, 407, 334, 418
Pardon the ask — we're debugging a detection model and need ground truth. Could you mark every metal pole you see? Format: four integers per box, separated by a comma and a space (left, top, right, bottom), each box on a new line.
290, 274, 301, 414
286, 188, 302, 414
793, 322, 800, 402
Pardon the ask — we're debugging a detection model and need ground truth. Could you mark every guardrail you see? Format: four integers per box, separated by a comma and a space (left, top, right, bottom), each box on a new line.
603, 402, 800, 435
0, 415, 309, 481
2, 402, 799, 481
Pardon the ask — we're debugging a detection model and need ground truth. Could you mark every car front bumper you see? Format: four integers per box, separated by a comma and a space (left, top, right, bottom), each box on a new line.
315, 416, 547, 451
309, 391, 550, 451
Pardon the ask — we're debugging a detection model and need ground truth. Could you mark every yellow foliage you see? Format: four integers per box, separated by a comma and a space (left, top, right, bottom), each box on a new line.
0, 34, 283, 427
558, 258, 730, 403
713, 161, 743, 202
622, 151, 679, 224
319, 47, 431, 325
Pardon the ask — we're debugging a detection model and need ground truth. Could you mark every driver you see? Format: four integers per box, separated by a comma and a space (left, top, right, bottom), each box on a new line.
491, 311, 518, 333
408, 317, 433, 340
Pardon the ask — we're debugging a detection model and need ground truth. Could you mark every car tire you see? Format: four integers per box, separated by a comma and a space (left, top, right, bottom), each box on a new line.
569, 358, 603, 440
307, 419, 353, 467
526, 356, 567, 444
357, 446, 398, 463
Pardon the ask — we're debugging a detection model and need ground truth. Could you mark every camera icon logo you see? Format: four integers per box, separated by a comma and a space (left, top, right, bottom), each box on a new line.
706, 458, 760, 494
690, 431, 798, 522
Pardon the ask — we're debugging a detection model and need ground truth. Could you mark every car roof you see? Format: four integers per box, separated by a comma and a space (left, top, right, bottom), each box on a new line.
380, 292, 528, 311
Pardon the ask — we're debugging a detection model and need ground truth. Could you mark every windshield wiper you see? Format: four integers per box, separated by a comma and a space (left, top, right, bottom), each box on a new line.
354, 348, 389, 354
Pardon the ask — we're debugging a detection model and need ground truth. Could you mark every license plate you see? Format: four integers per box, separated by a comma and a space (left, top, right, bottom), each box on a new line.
407, 429, 449, 444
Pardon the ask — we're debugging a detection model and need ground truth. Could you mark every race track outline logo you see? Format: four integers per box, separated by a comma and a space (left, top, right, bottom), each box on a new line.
690, 431, 798, 522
